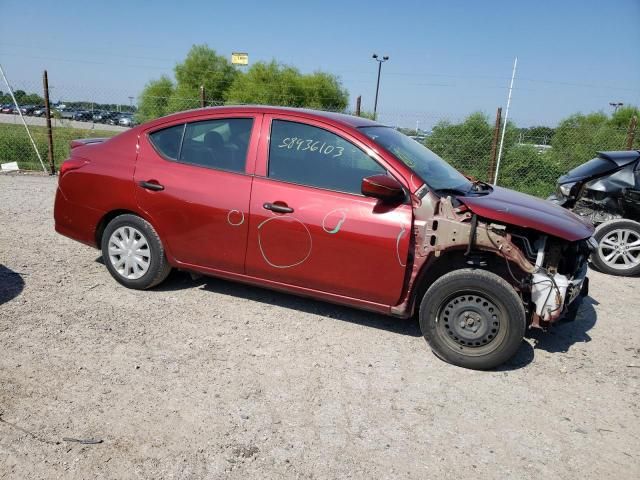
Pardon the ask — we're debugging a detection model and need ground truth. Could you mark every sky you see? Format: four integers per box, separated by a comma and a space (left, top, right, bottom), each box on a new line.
1, 0, 639, 128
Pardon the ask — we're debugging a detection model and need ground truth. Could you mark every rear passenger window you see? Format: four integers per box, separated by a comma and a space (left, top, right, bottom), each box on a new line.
268, 120, 385, 195
179, 118, 253, 173
149, 124, 184, 160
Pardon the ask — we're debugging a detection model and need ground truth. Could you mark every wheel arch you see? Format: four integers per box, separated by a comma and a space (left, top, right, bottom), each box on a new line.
406, 248, 527, 318
95, 209, 141, 247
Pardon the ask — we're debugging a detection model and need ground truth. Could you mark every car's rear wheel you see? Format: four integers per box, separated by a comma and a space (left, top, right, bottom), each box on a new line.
419, 269, 526, 370
591, 219, 640, 277
101, 214, 171, 289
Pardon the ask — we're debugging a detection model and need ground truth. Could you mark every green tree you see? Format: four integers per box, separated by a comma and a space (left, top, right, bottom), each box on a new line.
137, 76, 175, 122
225, 60, 348, 110
167, 44, 238, 111
609, 105, 639, 129
424, 112, 517, 181
498, 144, 564, 197
548, 112, 628, 168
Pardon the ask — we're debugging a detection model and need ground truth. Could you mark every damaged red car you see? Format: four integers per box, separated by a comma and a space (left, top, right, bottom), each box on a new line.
54, 107, 595, 369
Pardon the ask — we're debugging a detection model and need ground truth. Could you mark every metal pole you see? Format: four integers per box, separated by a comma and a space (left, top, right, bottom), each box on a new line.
626, 115, 637, 150
200, 85, 205, 108
355, 95, 361, 116
43, 70, 55, 174
487, 107, 502, 182
493, 57, 517, 185
373, 61, 382, 120
0, 64, 47, 173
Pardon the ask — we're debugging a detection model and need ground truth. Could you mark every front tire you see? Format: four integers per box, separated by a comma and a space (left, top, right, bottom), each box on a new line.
591, 219, 640, 277
101, 214, 172, 290
419, 269, 526, 370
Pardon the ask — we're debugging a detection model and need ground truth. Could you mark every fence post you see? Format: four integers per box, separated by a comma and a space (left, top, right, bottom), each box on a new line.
487, 107, 502, 183
355, 96, 361, 116
626, 115, 637, 150
43, 70, 55, 175
200, 85, 205, 108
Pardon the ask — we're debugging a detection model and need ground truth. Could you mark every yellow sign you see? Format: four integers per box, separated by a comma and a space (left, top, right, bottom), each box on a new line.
231, 52, 249, 65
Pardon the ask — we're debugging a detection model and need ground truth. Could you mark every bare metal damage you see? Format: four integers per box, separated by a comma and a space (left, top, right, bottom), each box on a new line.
393, 192, 590, 329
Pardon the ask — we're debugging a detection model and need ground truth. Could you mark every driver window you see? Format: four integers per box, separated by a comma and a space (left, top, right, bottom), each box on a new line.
268, 120, 385, 195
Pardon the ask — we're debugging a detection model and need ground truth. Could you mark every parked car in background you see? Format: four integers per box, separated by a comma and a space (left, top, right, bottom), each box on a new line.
105, 112, 123, 125
59, 109, 76, 120
54, 106, 595, 370
32, 106, 47, 116
92, 110, 109, 122
117, 113, 135, 127
549, 150, 640, 276
72, 110, 93, 122
0, 104, 13, 113
21, 105, 37, 115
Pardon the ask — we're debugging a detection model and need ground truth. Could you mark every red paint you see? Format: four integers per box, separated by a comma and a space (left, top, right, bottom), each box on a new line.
361, 174, 405, 201
458, 186, 594, 242
55, 106, 594, 316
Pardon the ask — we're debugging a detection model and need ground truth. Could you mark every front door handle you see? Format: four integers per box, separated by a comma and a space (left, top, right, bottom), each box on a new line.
139, 180, 164, 191
263, 202, 293, 214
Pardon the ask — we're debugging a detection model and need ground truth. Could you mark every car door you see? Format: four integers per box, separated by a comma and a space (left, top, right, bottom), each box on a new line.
245, 115, 413, 306
135, 114, 261, 274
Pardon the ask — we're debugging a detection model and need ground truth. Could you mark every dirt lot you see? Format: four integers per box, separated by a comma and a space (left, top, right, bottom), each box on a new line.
0, 173, 639, 479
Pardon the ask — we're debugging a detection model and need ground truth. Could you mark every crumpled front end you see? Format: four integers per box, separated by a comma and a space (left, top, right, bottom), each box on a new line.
396, 192, 595, 329
529, 235, 595, 328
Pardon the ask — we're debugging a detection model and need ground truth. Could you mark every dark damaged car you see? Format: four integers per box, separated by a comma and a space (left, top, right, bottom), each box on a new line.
550, 150, 640, 276
54, 106, 595, 369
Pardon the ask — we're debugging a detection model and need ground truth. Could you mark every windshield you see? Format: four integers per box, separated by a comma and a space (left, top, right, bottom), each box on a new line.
360, 126, 472, 193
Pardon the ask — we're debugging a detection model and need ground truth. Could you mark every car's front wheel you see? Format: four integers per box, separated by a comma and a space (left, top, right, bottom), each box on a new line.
419, 269, 526, 370
101, 214, 172, 289
591, 219, 640, 277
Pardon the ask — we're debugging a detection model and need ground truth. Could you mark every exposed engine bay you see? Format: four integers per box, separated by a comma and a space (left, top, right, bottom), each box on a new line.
397, 192, 593, 329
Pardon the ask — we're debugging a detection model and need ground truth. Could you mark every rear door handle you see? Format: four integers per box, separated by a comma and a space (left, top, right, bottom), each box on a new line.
139, 180, 164, 191
263, 202, 293, 213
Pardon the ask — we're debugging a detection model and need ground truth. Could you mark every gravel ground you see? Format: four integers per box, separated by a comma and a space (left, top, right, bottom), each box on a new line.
1, 173, 639, 479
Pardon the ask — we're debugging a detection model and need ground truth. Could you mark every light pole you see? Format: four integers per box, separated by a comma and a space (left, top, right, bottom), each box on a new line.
609, 102, 623, 113
372, 53, 389, 120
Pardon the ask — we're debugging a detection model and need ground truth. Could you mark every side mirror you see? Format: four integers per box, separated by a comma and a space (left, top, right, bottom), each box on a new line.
361, 174, 405, 203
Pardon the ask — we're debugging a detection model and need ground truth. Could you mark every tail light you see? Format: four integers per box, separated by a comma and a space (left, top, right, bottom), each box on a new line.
59, 158, 88, 177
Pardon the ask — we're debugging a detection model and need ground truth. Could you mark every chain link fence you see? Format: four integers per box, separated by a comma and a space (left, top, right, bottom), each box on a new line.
1, 79, 637, 197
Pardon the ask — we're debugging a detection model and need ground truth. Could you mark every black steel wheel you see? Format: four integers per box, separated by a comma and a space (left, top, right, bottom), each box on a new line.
419, 269, 526, 370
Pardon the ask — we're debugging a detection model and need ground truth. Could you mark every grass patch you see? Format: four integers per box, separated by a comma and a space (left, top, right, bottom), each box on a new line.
0, 123, 121, 170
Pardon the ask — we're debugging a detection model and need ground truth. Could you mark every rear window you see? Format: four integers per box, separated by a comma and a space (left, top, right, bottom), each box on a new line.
149, 124, 184, 160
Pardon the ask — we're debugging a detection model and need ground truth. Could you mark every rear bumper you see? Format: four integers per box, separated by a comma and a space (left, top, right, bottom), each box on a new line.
54, 186, 102, 248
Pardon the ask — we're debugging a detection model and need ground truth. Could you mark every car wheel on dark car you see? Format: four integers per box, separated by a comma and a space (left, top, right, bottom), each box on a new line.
101, 214, 172, 289
419, 269, 526, 370
591, 219, 640, 277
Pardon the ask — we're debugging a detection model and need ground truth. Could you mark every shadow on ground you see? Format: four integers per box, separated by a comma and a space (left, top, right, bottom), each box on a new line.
492, 297, 598, 371
526, 296, 598, 354
124, 268, 599, 371
0, 265, 25, 305
156, 270, 422, 337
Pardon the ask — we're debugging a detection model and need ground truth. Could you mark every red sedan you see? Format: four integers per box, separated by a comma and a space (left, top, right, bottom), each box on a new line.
55, 106, 594, 369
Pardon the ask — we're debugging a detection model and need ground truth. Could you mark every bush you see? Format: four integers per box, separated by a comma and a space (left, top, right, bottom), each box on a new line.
0, 124, 119, 170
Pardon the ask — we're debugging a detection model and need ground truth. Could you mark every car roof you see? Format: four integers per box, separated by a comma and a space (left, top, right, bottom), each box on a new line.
143, 105, 383, 130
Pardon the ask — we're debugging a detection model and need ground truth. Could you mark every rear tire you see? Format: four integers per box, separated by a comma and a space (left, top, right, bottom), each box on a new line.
101, 214, 172, 290
419, 269, 526, 370
591, 219, 640, 277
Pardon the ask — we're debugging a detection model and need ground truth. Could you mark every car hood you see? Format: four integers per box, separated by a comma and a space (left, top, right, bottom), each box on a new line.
457, 186, 594, 241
